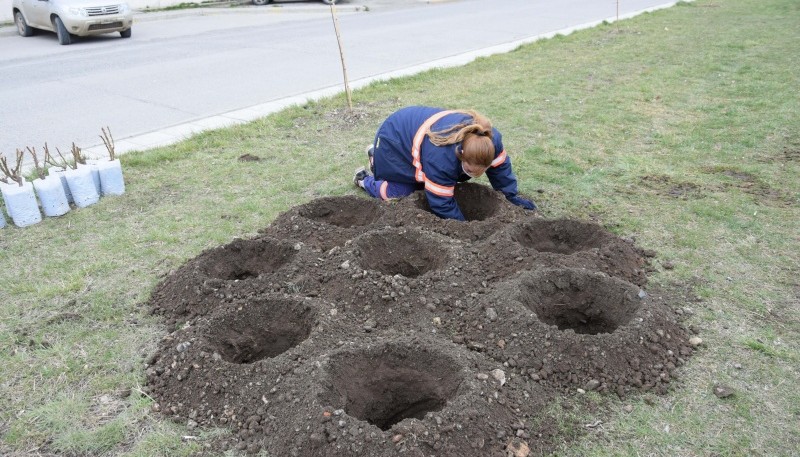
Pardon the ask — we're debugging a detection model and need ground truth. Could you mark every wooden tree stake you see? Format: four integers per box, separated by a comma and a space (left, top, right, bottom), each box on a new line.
330, 3, 353, 111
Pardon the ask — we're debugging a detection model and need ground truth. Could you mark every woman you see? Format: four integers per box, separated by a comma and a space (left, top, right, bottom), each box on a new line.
354, 106, 537, 220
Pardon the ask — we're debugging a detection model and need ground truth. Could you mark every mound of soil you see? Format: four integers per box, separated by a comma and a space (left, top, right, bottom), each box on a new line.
146, 183, 693, 456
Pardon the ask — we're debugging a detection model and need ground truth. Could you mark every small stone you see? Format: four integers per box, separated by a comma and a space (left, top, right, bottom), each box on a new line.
623, 405, 634, 413
734, 363, 742, 370
392, 434, 403, 443
187, 419, 197, 430
309, 432, 324, 445
476, 373, 489, 381
486, 308, 498, 322
584, 379, 601, 391
497, 339, 506, 349
662, 260, 675, 270
176, 342, 191, 352
432, 317, 442, 326
363, 319, 377, 332
713, 385, 735, 399
688, 337, 703, 347
340, 260, 350, 269
577, 388, 586, 394
491, 369, 506, 386
638, 290, 648, 299
506, 439, 530, 457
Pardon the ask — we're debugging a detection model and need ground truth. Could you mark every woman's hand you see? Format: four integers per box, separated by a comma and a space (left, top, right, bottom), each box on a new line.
507, 195, 537, 211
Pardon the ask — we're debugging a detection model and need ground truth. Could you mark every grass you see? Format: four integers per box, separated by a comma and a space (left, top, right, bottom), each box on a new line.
1, 0, 799, 455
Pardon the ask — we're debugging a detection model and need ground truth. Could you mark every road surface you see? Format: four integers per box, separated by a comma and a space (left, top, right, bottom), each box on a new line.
0, 0, 679, 161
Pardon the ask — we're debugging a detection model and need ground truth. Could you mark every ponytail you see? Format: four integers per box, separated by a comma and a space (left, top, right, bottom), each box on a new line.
428, 110, 495, 167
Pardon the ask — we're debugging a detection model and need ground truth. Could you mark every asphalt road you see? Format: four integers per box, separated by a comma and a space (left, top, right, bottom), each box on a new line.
0, 0, 679, 161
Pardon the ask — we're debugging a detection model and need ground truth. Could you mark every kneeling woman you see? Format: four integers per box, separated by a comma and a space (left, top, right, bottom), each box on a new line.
354, 106, 537, 221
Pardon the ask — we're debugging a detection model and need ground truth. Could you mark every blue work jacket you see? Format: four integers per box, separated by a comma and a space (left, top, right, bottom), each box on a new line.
372, 106, 521, 220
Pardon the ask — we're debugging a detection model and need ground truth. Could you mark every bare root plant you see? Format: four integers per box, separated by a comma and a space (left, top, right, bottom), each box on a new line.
100, 126, 116, 161
47, 146, 75, 170
27, 146, 47, 180
70, 142, 86, 166
0, 149, 25, 186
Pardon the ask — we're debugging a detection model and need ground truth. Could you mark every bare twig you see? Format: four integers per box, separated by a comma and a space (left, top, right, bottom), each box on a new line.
70, 142, 86, 166
329, 3, 353, 111
0, 149, 25, 186
27, 146, 47, 180
100, 126, 116, 161
41, 143, 57, 171
50, 147, 76, 170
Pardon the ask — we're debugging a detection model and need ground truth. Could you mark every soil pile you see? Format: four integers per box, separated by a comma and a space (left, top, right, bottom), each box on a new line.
146, 183, 694, 456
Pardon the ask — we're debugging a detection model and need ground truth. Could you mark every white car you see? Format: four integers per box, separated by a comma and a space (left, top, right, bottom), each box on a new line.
12, 0, 133, 45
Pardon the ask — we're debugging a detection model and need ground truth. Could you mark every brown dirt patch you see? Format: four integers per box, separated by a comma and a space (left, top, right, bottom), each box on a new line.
639, 175, 704, 199
146, 182, 693, 456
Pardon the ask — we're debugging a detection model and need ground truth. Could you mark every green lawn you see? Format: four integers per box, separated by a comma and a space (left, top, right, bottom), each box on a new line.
1, 0, 798, 455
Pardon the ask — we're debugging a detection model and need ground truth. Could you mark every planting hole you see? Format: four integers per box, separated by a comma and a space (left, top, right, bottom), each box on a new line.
199, 238, 295, 281
415, 182, 501, 221
510, 219, 611, 255
356, 229, 447, 277
325, 346, 462, 430
299, 196, 381, 228
207, 296, 316, 363
520, 268, 641, 335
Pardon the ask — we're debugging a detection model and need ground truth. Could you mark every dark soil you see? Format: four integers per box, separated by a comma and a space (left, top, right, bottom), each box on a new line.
146, 183, 694, 456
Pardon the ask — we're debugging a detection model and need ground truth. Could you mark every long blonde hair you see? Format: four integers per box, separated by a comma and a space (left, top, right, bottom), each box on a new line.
427, 110, 494, 167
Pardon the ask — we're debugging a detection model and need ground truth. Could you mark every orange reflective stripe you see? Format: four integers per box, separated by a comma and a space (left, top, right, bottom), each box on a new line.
424, 178, 455, 197
491, 150, 507, 168
411, 110, 457, 183
379, 181, 390, 200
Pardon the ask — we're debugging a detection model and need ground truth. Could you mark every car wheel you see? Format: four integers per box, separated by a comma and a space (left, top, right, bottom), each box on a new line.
252, 0, 271, 5
54, 16, 72, 45
15, 11, 34, 37
120, 28, 132, 38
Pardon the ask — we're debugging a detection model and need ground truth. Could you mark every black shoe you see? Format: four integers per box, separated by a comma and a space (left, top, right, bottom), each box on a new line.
353, 167, 371, 188
366, 145, 375, 173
